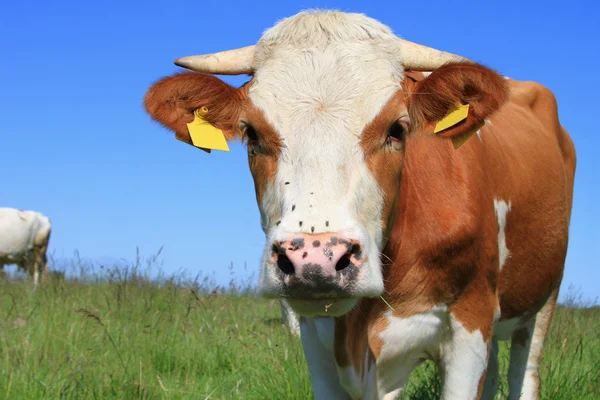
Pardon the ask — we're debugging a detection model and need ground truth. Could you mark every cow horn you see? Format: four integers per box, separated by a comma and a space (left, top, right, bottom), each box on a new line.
173, 39, 470, 75
396, 38, 471, 70
174, 45, 256, 75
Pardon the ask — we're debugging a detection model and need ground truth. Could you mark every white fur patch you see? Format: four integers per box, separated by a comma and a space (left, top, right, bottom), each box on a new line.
493, 198, 512, 271
279, 299, 301, 336
376, 307, 488, 400
300, 316, 377, 399
477, 119, 493, 142
338, 353, 376, 400
440, 315, 488, 400
0, 208, 51, 268
507, 317, 536, 399
376, 306, 447, 397
299, 317, 349, 400
0, 208, 50, 257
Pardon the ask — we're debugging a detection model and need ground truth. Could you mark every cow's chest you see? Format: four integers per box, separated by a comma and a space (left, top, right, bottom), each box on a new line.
338, 304, 490, 399
336, 306, 450, 399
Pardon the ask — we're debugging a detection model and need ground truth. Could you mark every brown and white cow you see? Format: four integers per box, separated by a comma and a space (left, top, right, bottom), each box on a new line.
144, 10, 576, 400
0, 207, 52, 288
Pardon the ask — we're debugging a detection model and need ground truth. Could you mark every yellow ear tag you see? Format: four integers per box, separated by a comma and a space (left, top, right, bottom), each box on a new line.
451, 119, 485, 149
434, 103, 470, 133
186, 107, 230, 153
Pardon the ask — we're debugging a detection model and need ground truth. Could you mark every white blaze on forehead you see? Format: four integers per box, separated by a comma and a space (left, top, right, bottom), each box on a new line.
493, 198, 512, 271
247, 11, 405, 238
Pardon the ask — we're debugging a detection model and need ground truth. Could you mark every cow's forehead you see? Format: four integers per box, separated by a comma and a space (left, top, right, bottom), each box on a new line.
246, 11, 406, 140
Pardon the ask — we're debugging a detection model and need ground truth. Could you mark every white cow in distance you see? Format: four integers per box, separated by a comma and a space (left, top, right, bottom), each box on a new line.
0, 207, 52, 287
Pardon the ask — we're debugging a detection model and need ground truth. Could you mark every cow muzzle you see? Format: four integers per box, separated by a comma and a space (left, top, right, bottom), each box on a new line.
266, 233, 366, 314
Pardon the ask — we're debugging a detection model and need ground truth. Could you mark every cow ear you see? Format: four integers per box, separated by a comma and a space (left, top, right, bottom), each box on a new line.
144, 72, 244, 151
407, 63, 509, 148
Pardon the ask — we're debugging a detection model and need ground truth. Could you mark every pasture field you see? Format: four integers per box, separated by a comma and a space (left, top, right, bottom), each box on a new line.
0, 258, 597, 400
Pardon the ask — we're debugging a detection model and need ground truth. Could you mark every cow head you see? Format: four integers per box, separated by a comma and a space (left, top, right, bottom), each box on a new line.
144, 11, 508, 317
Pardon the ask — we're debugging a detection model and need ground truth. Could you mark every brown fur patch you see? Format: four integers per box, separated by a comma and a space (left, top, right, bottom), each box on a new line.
492, 82, 576, 320
367, 311, 389, 359
241, 103, 283, 206
361, 90, 408, 238
408, 63, 509, 140
144, 72, 244, 144
334, 301, 376, 377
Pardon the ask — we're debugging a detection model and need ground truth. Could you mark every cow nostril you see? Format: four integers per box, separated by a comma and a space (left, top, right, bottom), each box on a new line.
335, 254, 351, 271
277, 254, 295, 275
350, 243, 362, 259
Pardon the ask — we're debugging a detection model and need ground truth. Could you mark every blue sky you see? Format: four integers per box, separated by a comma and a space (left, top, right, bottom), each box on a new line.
1, 1, 598, 301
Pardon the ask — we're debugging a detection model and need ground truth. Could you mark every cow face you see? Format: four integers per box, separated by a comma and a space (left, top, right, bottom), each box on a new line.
144, 12, 508, 317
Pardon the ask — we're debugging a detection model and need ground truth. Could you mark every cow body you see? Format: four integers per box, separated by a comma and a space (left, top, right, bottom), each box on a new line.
144, 10, 576, 400
303, 76, 576, 400
0, 207, 52, 287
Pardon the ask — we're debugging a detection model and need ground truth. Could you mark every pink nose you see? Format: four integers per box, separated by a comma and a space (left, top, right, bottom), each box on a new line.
272, 233, 363, 279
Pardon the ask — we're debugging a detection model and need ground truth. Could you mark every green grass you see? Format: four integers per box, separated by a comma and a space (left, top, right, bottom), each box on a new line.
0, 259, 597, 399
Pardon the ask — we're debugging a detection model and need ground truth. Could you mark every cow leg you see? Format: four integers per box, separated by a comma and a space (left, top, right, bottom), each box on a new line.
23, 259, 39, 289
39, 253, 49, 284
33, 235, 50, 286
280, 299, 301, 336
507, 289, 558, 400
374, 307, 447, 400
300, 317, 351, 400
481, 339, 499, 400
33, 264, 39, 288
20, 252, 38, 289
438, 314, 492, 400
375, 361, 418, 400
32, 245, 48, 287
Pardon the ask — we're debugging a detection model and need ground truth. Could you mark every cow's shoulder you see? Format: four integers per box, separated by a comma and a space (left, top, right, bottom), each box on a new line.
505, 79, 564, 134
507, 79, 557, 109
507, 79, 575, 166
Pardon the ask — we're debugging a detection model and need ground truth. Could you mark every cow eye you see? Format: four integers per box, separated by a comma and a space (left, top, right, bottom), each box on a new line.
240, 123, 260, 156
242, 124, 258, 142
386, 120, 407, 145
